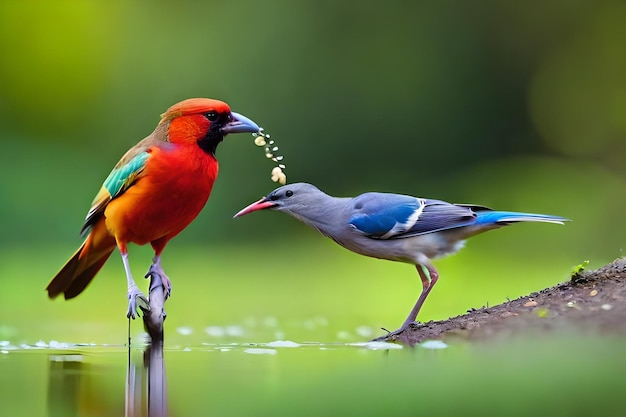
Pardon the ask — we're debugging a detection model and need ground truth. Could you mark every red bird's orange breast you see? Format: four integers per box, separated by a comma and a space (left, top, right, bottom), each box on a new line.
104, 144, 218, 246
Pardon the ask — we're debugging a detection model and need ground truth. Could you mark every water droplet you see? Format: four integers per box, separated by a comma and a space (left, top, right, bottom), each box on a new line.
176, 326, 194, 336
244, 348, 277, 355
419, 340, 448, 350
266, 340, 300, 348
352, 341, 404, 350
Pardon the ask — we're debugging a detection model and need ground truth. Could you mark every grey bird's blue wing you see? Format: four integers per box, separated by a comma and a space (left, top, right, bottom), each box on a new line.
349, 193, 479, 240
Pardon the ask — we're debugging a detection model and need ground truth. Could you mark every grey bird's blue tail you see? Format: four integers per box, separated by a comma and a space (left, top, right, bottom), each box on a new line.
474, 210, 569, 226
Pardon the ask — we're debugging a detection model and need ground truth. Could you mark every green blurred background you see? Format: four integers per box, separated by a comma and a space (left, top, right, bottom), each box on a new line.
0, 0, 625, 343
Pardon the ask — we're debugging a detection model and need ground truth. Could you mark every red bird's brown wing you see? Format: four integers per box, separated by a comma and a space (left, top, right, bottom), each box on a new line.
80, 126, 169, 236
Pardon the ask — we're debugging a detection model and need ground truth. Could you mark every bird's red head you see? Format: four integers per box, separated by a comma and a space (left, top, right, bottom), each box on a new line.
159, 98, 260, 155
160, 98, 231, 122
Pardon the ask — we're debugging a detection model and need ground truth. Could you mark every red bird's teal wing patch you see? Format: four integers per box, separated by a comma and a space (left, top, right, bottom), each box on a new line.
80, 151, 151, 236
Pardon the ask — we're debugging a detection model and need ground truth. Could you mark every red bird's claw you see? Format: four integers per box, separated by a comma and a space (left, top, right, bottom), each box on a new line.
163, 279, 172, 299
126, 304, 137, 320
145, 266, 172, 299
126, 291, 149, 319
137, 294, 150, 313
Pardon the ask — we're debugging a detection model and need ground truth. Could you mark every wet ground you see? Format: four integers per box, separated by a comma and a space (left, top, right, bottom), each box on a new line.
380, 257, 626, 345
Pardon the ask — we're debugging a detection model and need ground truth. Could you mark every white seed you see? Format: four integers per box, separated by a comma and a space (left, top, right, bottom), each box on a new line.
272, 167, 287, 185
271, 167, 285, 182
252, 129, 287, 185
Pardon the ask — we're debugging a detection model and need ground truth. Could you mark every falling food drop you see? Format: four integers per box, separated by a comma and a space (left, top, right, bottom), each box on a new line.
270, 166, 287, 185
252, 128, 287, 184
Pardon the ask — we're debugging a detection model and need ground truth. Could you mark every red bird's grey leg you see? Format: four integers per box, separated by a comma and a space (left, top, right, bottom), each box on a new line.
399, 263, 440, 331
145, 255, 172, 298
121, 252, 148, 319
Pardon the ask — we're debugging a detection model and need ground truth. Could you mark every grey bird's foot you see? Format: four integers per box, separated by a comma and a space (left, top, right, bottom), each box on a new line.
145, 263, 172, 299
382, 321, 416, 338
127, 286, 149, 319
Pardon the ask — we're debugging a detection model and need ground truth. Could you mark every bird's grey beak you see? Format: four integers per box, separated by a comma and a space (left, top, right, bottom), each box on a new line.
222, 111, 261, 134
233, 197, 277, 218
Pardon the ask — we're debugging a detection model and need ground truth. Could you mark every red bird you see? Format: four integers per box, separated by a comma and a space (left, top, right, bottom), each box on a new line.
46, 98, 260, 318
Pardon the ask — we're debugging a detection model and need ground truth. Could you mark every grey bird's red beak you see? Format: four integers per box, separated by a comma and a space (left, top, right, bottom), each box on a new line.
234, 198, 277, 218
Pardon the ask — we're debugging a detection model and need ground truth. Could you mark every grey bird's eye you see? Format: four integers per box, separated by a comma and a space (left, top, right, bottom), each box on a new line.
205, 111, 218, 121
286, 190, 294, 197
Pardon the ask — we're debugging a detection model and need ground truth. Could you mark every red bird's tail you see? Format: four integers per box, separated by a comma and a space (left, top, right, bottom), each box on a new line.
47, 220, 116, 299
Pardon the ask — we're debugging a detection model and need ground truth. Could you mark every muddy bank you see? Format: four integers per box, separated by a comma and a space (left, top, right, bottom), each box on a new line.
376, 258, 626, 345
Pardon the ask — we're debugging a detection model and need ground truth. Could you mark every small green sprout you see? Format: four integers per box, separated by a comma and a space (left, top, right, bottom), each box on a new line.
571, 260, 590, 283
572, 260, 589, 275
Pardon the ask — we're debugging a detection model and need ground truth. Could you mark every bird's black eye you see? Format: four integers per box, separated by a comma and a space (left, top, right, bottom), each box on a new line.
286, 190, 293, 197
204, 111, 218, 121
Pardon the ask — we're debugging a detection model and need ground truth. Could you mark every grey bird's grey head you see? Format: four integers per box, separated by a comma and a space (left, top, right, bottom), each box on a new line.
234, 183, 327, 218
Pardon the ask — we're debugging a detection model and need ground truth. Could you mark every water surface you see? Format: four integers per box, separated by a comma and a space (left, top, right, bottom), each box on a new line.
2, 333, 624, 417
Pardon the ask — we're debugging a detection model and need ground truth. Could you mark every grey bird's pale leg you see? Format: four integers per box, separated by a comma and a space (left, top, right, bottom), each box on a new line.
399, 263, 440, 330
122, 252, 149, 319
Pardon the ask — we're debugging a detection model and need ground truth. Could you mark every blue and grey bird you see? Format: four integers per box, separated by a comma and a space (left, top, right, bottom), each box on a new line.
235, 183, 569, 334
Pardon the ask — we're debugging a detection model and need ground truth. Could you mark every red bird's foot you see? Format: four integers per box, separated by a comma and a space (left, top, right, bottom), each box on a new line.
145, 263, 172, 299
127, 285, 149, 319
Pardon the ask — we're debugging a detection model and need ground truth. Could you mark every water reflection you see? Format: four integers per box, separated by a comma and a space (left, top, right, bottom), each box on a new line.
47, 344, 168, 417
127, 271, 169, 417
48, 354, 85, 416
125, 342, 168, 417
145, 342, 168, 417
